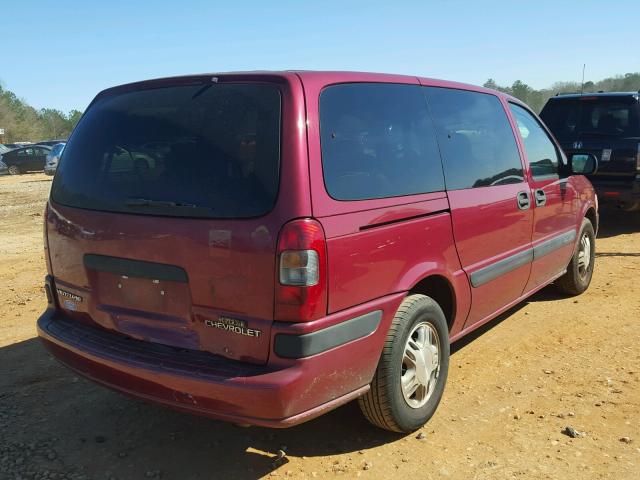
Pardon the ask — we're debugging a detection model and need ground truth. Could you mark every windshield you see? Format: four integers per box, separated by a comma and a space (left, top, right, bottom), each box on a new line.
49, 143, 64, 157
50, 143, 65, 156
540, 97, 640, 141
51, 82, 281, 218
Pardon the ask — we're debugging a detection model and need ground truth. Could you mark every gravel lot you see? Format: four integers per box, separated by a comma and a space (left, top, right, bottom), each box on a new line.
1, 173, 639, 479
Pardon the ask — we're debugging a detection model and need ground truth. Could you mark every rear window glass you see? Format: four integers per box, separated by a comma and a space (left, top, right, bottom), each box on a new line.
51, 143, 65, 156
319, 83, 444, 201
425, 87, 524, 190
540, 97, 640, 141
51, 83, 281, 218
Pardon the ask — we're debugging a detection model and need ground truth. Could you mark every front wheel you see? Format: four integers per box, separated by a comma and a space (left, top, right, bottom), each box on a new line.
556, 218, 595, 295
358, 294, 449, 432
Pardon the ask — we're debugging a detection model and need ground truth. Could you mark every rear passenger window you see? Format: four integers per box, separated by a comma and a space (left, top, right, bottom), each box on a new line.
509, 103, 560, 178
425, 88, 524, 190
319, 83, 444, 201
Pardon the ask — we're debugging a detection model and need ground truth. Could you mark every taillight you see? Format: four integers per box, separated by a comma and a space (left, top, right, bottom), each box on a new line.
275, 218, 327, 322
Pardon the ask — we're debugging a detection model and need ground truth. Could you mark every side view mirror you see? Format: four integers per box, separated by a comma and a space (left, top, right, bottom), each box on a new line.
571, 153, 598, 175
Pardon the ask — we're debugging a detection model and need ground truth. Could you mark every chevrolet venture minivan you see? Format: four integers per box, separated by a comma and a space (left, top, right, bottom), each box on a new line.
38, 72, 598, 432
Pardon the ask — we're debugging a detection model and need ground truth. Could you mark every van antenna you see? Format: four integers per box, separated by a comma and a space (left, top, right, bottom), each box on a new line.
580, 63, 586, 96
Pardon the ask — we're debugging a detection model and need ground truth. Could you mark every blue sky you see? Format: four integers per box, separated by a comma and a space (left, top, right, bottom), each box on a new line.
2, 0, 638, 112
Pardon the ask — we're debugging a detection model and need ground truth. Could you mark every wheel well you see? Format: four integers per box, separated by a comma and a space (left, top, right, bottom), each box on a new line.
585, 207, 598, 233
409, 275, 455, 330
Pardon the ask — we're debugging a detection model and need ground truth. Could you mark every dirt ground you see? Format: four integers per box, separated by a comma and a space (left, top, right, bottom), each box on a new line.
1, 173, 639, 480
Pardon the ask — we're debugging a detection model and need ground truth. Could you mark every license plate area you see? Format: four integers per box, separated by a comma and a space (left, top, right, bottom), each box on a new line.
93, 271, 191, 315
83, 253, 192, 315
89, 271, 198, 350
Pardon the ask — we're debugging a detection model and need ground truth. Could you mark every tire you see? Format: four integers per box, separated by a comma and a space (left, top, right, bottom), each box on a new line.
556, 218, 595, 295
358, 294, 450, 432
8, 165, 20, 175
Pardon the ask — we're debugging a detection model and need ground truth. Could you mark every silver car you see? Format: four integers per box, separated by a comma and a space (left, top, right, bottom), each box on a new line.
44, 142, 66, 175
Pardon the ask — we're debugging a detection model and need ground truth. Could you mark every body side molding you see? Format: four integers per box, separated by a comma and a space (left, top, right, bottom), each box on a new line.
470, 249, 533, 288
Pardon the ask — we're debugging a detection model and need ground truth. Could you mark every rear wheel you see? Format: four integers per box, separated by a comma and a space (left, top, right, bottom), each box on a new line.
358, 294, 449, 432
8, 165, 20, 175
556, 218, 595, 295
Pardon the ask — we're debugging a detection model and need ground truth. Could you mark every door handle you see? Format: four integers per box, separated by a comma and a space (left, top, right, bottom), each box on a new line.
535, 189, 547, 207
517, 190, 531, 210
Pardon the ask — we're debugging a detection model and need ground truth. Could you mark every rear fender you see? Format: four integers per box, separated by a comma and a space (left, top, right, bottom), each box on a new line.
396, 264, 471, 339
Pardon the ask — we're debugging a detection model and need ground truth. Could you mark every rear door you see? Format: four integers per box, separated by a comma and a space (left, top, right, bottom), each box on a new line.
425, 87, 533, 328
33, 147, 49, 170
46, 76, 309, 365
3, 150, 18, 168
16, 148, 32, 170
509, 103, 579, 292
309, 80, 460, 315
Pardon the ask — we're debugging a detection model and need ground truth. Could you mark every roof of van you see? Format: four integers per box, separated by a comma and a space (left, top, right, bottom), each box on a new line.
293, 70, 502, 94
95, 70, 524, 106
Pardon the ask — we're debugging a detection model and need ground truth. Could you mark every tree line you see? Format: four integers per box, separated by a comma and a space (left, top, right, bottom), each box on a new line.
484, 72, 640, 113
1, 72, 639, 143
0, 85, 82, 143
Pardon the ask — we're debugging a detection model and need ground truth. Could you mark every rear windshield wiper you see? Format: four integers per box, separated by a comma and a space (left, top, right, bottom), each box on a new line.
124, 198, 198, 208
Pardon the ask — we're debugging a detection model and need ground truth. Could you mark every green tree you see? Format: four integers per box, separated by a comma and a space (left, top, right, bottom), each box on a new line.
40, 108, 68, 139
0, 84, 85, 142
67, 110, 83, 129
483, 72, 640, 113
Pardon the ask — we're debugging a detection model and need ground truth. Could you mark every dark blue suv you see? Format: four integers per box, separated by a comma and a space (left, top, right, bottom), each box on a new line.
541, 92, 640, 211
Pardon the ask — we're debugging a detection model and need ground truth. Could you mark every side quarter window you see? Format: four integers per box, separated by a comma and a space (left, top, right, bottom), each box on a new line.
425, 87, 524, 190
319, 83, 445, 201
509, 103, 560, 179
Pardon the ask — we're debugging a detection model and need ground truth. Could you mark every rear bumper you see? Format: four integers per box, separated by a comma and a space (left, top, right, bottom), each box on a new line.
593, 177, 640, 210
37, 291, 403, 427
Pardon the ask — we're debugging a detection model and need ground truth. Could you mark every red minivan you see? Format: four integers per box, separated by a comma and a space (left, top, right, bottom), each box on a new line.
38, 71, 598, 432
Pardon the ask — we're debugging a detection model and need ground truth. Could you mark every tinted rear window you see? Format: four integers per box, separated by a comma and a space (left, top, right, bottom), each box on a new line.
319, 83, 444, 201
540, 97, 640, 141
51, 83, 281, 218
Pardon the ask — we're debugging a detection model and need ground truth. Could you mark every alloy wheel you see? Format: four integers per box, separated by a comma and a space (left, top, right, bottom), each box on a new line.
401, 321, 441, 409
577, 232, 592, 277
